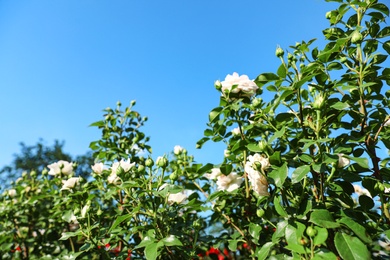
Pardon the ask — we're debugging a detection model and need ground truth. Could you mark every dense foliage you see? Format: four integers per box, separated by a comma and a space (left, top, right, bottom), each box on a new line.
1, 0, 390, 259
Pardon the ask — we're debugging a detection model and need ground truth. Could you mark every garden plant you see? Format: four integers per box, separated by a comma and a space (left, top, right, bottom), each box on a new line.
1, 0, 390, 259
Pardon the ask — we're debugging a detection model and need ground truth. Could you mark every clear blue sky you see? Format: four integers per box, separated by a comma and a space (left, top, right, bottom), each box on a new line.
0, 0, 339, 168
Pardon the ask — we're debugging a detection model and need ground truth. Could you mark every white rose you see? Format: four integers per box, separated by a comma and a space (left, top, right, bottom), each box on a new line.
91, 162, 104, 174
337, 154, 350, 168
231, 127, 241, 136
107, 173, 120, 184
8, 189, 17, 197
111, 159, 135, 174
168, 191, 188, 205
246, 154, 270, 172
216, 172, 243, 192
245, 154, 270, 196
48, 160, 73, 176
173, 145, 184, 155
384, 119, 390, 127
221, 72, 258, 97
205, 168, 222, 180
60, 177, 81, 191
353, 184, 371, 198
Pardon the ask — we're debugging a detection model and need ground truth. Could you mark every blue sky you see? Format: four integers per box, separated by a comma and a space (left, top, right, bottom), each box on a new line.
0, 0, 339, 169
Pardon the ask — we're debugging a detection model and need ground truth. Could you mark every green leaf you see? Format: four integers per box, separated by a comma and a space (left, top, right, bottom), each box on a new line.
59, 230, 82, 240
313, 227, 328, 246
62, 210, 75, 223
256, 242, 274, 260
247, 143, 262, 152
209, 107, 223, 122
285, 224, 307, 254
272, 220, 288, 243
249, 223, 262, 240
108, 214, 133, 233
338, 217, 372, 244
269, 151, 282, 166
255, 73, 280, 86
371, 3, 389, 16
220, 163, 232, 174
312, 249, 337, 260
277, 64, 287, 78
274, 196, 288, 217
334, 232, 370, 260
344, 155, 369, 169
145, 242, 161, 260
269, 163, 288, 188
89, 120, 105, 127
291, 165, 311, 184
331, 102, 350, 110
162, 235, 183, 247
383, 41, 390, 55
310, 209, 340, 228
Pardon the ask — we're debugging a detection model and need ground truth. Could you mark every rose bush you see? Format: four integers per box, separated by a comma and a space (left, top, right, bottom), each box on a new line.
1, 0, 390, 259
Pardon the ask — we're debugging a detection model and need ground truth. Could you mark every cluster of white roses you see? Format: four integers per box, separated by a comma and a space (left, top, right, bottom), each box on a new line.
244, 154, 270, 196
91, 159, 135, 185
216, 72, 258, 98
205, 153, 271, 196
47, 160, 80, 191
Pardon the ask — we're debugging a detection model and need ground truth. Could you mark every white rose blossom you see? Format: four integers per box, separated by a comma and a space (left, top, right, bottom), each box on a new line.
168, 191, 188, 205
205, 168, 222, 180
111, 159, 135, 175
173, 145, 184, 155
8, 189, 17, 197
353, 184, 371, 198
221, 72, 258, 97
48, 160, 73, 176
107, 173, 120, 184
231, 127, 241, 136
216, 172, 243, 192
337, 153, 350, 168
245, 154, 270, 196
60, 177, 81, 191
91, 162, 104, 174
384, 119, 390, 127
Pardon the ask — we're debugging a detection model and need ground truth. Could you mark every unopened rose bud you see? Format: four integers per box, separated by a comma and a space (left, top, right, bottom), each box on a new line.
214, 80, 222, 90
42, 168, 48, 176
138, 165, 145, 172
116, 101, 122, 107
275, 46, 284, 58
258, 140, 268, 152
169, 171, 178, 181
145, 158, 154, 167
312, 93, 325, 109
156, 156, 168, 168
30, 170, 37, 178
351, 30, 363, 44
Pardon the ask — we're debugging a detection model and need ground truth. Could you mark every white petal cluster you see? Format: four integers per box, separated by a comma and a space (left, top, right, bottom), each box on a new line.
48, 160, 73, 176
353, 184, 371, 198
204, 168, 222, 180
337, 154, 350, 168
245, 154, 270, 196
8, 189, 17, 197
60, 177, 81, 191
173, 145, 184, 155
111, 158, 135, 174
107, 173, 120, 184
91, 162, 104, 174
231, 127, 241, 136
216, 172, 243, 192
168, 191, 188, 205
221, 72, 258, 97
